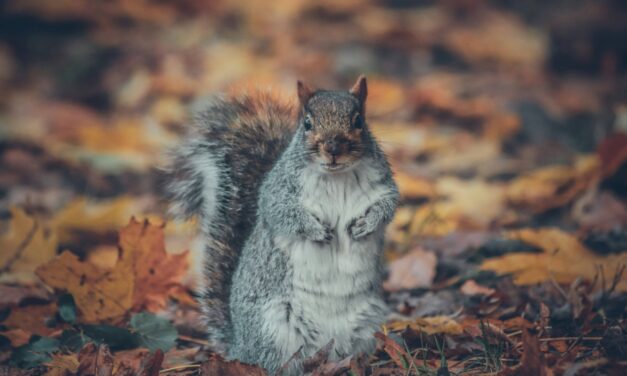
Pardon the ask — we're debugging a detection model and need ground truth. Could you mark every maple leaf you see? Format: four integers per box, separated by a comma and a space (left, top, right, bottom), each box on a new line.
35, 251, 134, 323
0, 207, 57, 284
480, 228, 627, 291
119, 218, 189, 312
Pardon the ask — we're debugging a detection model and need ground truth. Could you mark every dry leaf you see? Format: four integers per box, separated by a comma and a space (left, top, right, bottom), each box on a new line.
460, 280, 495, 296
0, 207, 57, 284
36, 251, 134, 322
374, 332, 412, 370
0, 329, 32, 347
53, 196, 144, 244
200, 353, 267, 376
384, 247, 437, 291
436, 177, 506, 227
386, 316, 463, 335
119, 218, 189, 312
480, 228, 627, 291
393, 172, 437, 200
77, 343, 114, 376
506, 155, 600, 213
3, 303, 57, 336
44, 354, 79, 376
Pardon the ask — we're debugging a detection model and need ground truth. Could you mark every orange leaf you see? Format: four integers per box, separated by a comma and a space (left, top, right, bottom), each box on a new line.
119, 218, 189, 312
36, 251, 134, 322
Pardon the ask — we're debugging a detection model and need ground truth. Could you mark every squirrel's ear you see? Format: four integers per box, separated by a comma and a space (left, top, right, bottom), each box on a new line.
297, 80, 313, 106
349, 75, 367, 111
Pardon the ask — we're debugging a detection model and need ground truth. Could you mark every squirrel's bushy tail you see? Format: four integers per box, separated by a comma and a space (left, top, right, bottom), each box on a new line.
164, 92, 295, 352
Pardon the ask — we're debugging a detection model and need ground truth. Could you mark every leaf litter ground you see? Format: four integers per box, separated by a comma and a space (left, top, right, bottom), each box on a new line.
0, 0, 626, 375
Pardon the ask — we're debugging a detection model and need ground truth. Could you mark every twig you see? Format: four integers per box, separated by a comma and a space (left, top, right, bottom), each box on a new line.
539, 337, 602, 342
177, 335, 209, 346
159, 364, 200, 374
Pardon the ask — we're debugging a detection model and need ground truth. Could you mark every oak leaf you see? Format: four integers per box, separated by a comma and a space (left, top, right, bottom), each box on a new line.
384, 247, 437, 291
0, 207, 57, 284
480, 228, 627, 291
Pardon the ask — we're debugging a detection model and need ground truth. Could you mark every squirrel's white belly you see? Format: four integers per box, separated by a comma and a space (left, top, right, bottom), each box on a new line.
264, 163, 389, 361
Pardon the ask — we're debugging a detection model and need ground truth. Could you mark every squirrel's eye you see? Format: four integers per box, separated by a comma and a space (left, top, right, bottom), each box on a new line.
353, 114, 363, 129
303, 116, 313, 131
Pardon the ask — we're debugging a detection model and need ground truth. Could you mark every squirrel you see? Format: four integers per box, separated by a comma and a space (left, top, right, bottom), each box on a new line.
165, 76, 399, 373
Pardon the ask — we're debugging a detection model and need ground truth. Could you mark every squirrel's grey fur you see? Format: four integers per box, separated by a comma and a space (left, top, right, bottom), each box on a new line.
166, 80, 399, 373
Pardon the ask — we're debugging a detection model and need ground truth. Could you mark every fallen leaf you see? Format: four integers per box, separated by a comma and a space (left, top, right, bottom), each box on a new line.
119, 218, 189, 312
506, 155, 600, 213
53, 196, 144, 244
436, 177, 506, 227
443, 10, 547, 68
129, 312, 178, 352
597, 132, 627, 178
480, 228, 627, 291
200, 353, 267, 376
0, 329, 31, 347
36, 250, 134, 322
0, 285, 50, 308
374, 332, 413, 370
77, 343, 114, 376
3, 304, 57, 336
460, 280, 495, 296
393, 172, 437, 200
43, 354, 79, 376
0, 207, 57, 284
386, 316, 463, 335
384, 247, 437, 291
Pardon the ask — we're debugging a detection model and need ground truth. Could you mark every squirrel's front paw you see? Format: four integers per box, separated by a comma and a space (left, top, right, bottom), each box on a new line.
347, 212, 377, 240
307, 216, 334, 243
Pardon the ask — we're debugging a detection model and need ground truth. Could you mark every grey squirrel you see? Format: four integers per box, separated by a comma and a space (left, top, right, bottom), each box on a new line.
165, 76, 399, 373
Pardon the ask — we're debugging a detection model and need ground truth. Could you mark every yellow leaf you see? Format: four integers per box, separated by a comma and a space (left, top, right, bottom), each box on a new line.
0, 207, 57, 284
394, 171, 437, 200
44, 354, 79, 376
386, 316, 463, 335
506, 155, 600, 213
436, 177, 506, 227
480, 228, 627, 291
53, 196, 141, 244
36, 251, 134, 322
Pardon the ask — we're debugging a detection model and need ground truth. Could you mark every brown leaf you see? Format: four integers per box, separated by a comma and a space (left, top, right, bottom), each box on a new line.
43, 354, 79, 376
374, 332, 412, 369
0, 285, 50, 308
0, 207, 57, 284
0, 329, 31, 347
598, 133, 627, 179
498, 328, 548, 376
200, 353, 267, 376
3, 303, 57, 336
384, 247, 437, 291
119, 218, 189, 312
77, 343, 114, 376
303, 340, 334, 373
386, 316, 463, 335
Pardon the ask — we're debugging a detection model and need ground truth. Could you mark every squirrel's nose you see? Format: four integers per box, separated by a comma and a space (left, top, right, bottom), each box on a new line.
323, 139, 342, 156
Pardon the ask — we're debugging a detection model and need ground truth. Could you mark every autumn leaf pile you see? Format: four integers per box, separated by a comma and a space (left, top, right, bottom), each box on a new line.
1, 0, 626, 375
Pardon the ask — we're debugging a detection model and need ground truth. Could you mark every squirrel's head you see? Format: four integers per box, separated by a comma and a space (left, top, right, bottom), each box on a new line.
297, 76, 368, 173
